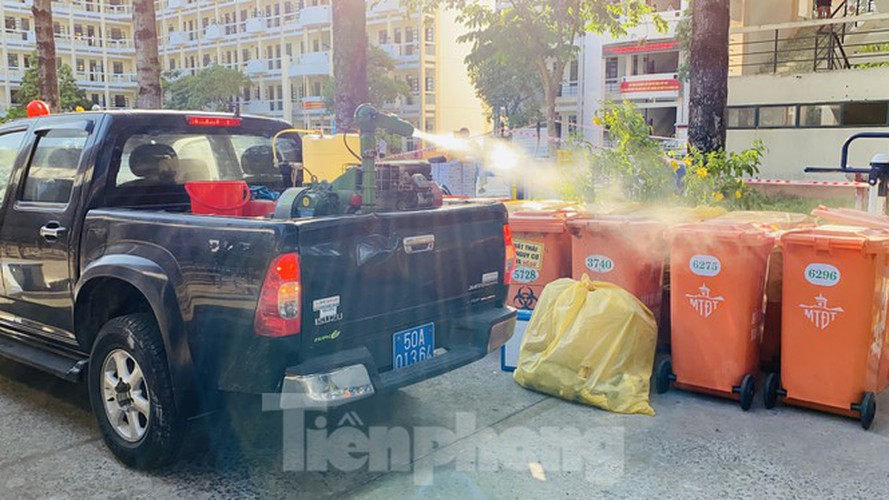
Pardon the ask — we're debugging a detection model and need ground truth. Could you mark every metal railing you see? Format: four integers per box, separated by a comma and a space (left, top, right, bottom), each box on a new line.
729, 8, 889, 75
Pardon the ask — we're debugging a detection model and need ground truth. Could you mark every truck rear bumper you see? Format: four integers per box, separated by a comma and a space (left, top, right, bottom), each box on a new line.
271, 307, 516, 410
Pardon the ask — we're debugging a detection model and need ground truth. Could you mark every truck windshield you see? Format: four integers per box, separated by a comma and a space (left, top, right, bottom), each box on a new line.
114, 132, 300, 188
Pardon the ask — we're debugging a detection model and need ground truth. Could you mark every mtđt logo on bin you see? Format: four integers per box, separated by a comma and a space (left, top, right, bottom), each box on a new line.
799, 294, 844, 330
686, 284, 724, 318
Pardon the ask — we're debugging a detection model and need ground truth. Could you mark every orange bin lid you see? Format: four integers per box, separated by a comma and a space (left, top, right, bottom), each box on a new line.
781, 225, 889, 253
668, 220, 776, 246
566, 214, 668, 234
509, 210, 576, 233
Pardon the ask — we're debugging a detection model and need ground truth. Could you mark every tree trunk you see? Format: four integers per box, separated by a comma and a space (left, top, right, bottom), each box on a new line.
538, 60, 564, 158
331, 0, 368, 132
688, 0, 730, 153
32, 0, 60, 112
133, 0, 162, 109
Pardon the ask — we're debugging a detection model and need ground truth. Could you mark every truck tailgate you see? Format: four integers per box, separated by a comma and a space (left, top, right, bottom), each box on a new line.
297, 203, 508, 367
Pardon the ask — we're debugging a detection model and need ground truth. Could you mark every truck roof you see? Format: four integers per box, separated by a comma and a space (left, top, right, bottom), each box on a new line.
2, 109, 291, 129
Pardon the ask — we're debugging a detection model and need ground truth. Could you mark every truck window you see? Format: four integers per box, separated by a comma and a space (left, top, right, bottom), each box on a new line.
21, 129, 89, 204
115, 132, 299, 187
0, 130, 26, 201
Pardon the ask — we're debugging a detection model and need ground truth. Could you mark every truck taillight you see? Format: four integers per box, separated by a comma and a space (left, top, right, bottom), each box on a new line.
255, 253, 302, 337
503, 224, 516, 285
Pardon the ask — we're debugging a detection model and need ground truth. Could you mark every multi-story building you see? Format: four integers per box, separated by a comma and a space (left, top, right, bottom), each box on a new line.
0, 0, 488, 145
554, 0, 889, 179
0, 0, 137, 113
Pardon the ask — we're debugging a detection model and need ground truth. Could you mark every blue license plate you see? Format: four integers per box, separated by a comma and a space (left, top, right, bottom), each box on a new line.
392, 323, 435, 370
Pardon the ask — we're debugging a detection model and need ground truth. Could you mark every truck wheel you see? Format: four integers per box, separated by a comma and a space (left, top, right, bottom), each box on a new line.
88, 313, 183, 469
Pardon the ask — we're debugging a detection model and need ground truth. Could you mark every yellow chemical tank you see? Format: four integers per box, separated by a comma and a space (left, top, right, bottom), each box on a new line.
301, 133, 362, 182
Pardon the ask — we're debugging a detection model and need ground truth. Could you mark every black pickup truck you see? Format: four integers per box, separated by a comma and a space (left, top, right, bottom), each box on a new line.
0, 111, 515, 469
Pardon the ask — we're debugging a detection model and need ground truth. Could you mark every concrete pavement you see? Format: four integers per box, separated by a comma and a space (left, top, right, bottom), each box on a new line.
0, 352, 885, 499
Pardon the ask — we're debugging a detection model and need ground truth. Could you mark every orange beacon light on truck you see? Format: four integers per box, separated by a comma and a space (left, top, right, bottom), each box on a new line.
26, 100, 50, 117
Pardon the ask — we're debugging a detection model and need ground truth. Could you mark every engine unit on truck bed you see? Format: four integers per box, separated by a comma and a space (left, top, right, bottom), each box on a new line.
375, 161, 439, 212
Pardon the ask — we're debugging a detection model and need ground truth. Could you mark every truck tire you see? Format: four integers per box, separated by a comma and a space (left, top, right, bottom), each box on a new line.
88, 313, 183, 469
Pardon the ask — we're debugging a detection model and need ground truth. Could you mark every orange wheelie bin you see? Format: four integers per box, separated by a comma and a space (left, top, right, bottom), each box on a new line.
713, 212, 817, 370
566, 215, 668, 319
655, 221, 775, 410
507, 210, 574, 310
764, 226, 889, 429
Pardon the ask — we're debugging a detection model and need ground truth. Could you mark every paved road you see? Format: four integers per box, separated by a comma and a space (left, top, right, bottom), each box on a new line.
0, 352, 886, 499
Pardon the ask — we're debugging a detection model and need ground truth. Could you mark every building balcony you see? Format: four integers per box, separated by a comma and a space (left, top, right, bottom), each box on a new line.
167, 31, 190, 46
368, 0, 401, 15
245, 17, 266, 34
245, 59, 268, 77
298, 5, 332, 28
204, 24, 223, 40
378, 43, 422, 64
290, 52, 330, 77
2, 30, 35, 45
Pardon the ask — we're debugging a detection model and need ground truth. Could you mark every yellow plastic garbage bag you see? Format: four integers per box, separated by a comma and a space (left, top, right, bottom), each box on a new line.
513, 275, 658, 415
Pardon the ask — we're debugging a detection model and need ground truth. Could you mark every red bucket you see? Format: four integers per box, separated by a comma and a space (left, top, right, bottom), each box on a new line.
185, 181, 250, 216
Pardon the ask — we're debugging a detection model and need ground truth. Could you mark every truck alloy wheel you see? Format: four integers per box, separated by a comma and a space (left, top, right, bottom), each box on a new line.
88, 313, 183, 469
101, 349, 151, 443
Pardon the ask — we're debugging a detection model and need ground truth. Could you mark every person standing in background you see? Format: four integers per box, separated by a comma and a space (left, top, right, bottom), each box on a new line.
816, 0, 833, 18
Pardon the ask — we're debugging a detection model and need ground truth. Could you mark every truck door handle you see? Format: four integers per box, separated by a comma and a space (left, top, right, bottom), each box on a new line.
39, 222, 67, 242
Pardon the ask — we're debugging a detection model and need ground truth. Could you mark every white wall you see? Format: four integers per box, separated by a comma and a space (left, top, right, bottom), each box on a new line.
727, 67, 889, 179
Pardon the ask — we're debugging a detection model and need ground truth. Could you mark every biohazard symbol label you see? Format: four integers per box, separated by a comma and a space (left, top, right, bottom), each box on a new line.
513, 286, 538, 310
800, 294, 844, 330
686, 284, 724, 319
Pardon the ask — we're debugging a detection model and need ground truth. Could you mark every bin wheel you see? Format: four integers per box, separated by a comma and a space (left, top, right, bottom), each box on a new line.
859, 392, 877, 430
763, 372, 780, 409
655, 358, 673, 394
739, 374, 755, 411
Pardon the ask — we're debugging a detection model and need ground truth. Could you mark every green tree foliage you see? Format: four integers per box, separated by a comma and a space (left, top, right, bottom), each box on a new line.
588, 101, 675, 202
466, 46, 543, 128
3, 62, 89, 121
324, 45, 410, 113
403, 1, 664, 155
164, 65, 251, 111
569, 101, 763, 209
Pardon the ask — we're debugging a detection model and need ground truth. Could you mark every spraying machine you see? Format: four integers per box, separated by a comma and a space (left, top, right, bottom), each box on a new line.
274, 104, 442, 218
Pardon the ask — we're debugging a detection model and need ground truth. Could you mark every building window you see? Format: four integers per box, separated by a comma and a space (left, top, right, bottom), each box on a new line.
425, 76, 434, 92
379, 30, 388, 44
76, 58, 85, 72
727, 107, 756, 128
758, 106, 796, 128
7, 54, 17, 69
425, 27, 434, 42
110, 28, 122, 40
113, 62, 124, 74
113, 95, 127, 108
800, 104, 841, 127
5, 16, 16, 32
406, 27, 414, 43
394, 28, 401, 44
203, 54, 211, 66
843, 102, 889, 126
169, 59, 177, 70
568, 60, 579, 82
312, 39, 320, 52
313, 81, 322, 96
